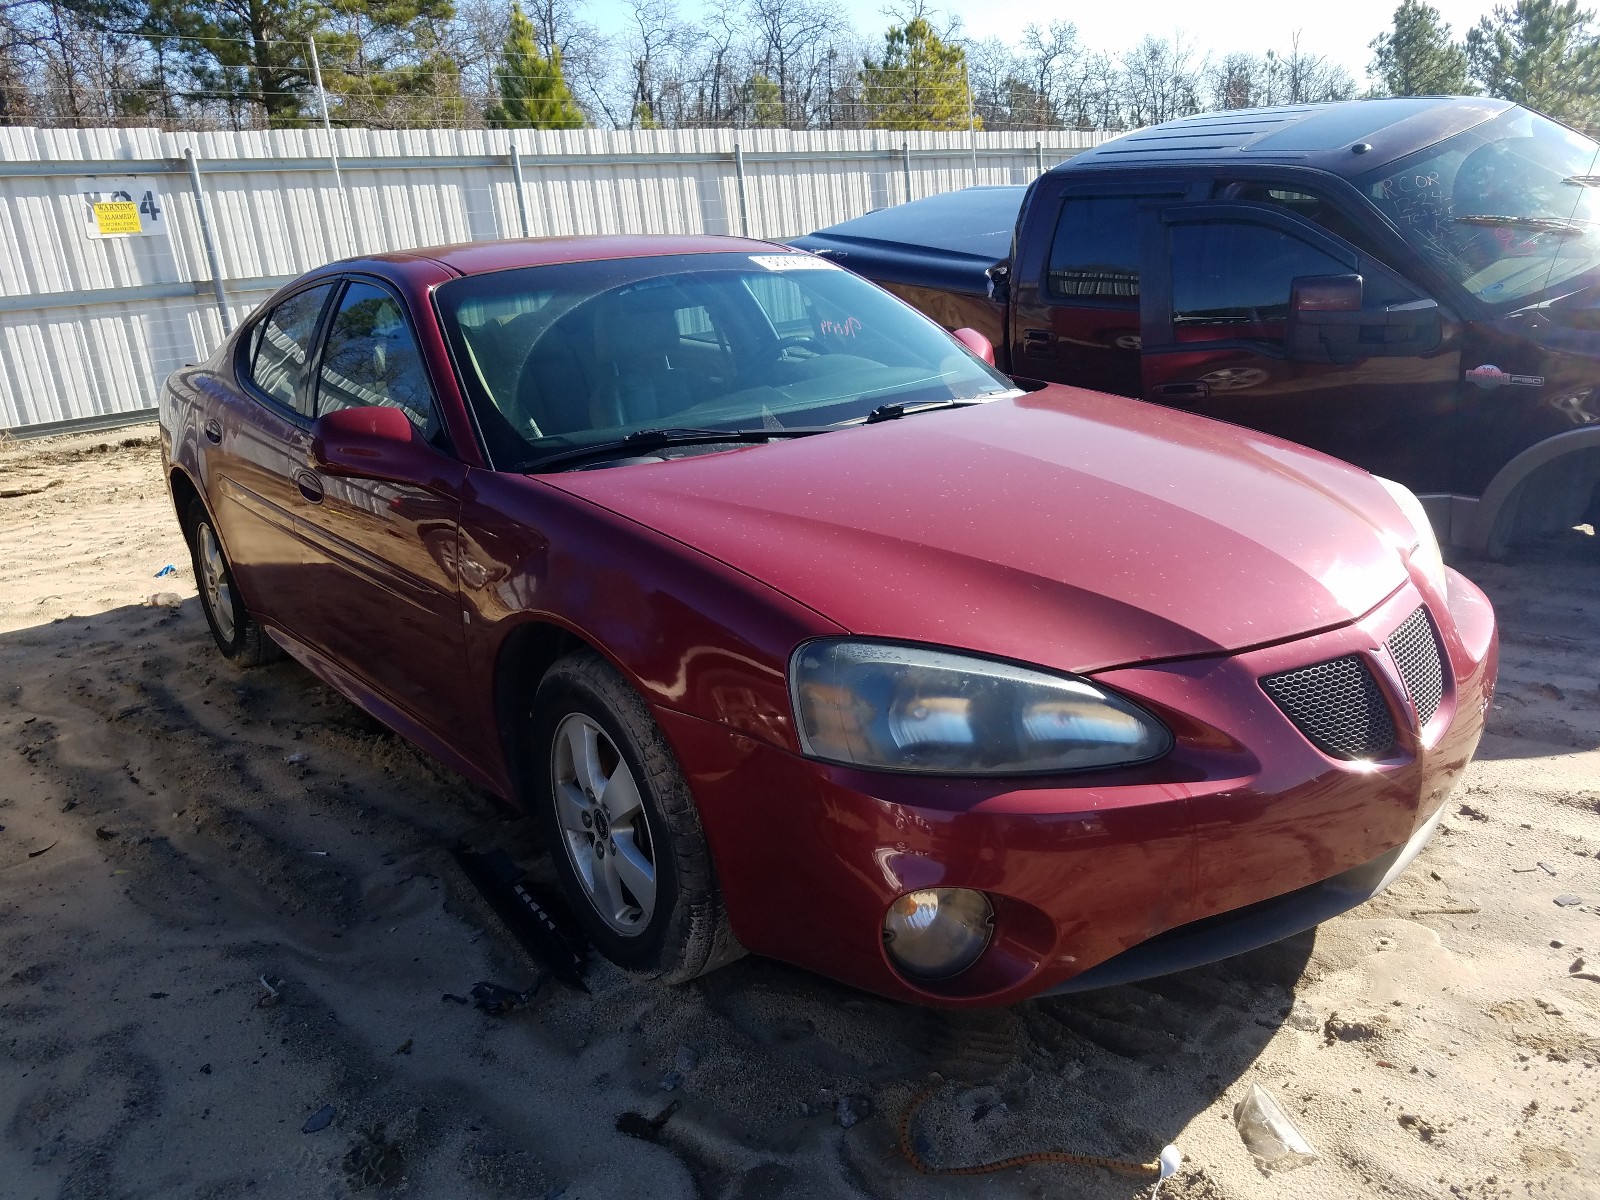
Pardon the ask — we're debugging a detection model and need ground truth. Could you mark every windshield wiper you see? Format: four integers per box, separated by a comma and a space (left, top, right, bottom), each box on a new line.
514, 426, 830, 472
1453, 214, 1591, 233
863, 399, 985, 424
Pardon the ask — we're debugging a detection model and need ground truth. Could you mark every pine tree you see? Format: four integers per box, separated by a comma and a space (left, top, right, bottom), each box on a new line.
486, 0, 584, 129
1466, 0, 1600, 123
859, 16, 977, 131
742, 72, 782, 127
144, 0, 340, 126
1371, 0, 1471, 95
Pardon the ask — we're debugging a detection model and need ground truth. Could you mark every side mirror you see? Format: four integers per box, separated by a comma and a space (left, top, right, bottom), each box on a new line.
951, 327, 997, 366
1286, 271, 1442, 364
311, 406, 428, 483
1291, 273, 1363, 313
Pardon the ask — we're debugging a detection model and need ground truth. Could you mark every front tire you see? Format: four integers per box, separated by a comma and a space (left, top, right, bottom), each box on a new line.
531, 651, 739, 984
186, 500, 276, 667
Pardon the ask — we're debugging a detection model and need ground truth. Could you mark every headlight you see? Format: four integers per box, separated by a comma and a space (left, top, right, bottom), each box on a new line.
1375, 476, 1449, 598
789, 640, 1172, 774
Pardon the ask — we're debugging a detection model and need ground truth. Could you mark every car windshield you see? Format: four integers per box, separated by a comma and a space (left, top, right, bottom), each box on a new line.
1357, 107, 1600, 310
434, 251, 1015, 469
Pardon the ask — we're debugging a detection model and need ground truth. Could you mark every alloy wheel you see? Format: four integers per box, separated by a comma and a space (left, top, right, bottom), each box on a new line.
550, 713, 657, 934
197, 523, 235, 643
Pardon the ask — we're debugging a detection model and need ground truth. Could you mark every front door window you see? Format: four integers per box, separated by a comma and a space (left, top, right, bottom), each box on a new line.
316, 281, 444, 446
1170, 222, 1352, 344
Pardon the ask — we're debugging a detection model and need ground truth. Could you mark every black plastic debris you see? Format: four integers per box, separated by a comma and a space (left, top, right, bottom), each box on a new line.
470, 980, 541, 1015
452, 849, 588, 992
440, 993, 470, 1006
303, 1104, 337, 1134
616, 1100, 678, 1142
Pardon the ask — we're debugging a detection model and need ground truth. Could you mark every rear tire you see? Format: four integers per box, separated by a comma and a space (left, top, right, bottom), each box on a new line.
186, 500, 276, 667
530, 650, 740, 984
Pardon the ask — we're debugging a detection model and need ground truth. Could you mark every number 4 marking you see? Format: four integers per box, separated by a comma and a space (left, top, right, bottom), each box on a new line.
140, 190, 161, 220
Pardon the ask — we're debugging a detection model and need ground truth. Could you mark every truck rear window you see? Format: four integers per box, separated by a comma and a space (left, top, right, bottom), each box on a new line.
1046, 193, 1183, 303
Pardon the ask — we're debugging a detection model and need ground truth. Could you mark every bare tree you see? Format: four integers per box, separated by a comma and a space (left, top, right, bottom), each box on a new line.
1018, 19, 1079, 126
742, 0, 846, 126
1118, 32, 1203, 127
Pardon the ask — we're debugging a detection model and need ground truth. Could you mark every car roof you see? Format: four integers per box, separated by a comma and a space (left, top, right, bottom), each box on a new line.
1055, 96, 1516, 178
345, 234, 795, 277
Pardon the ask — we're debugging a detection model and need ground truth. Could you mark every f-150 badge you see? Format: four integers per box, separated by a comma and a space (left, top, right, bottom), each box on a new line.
1467, 364, 1544, 389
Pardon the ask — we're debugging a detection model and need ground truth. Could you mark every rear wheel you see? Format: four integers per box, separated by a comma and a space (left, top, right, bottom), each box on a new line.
187, 500, 276, 666
531, 650, 739, 983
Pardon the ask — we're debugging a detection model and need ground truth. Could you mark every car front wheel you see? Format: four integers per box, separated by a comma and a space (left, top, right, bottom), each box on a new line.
531, 650, 740, 984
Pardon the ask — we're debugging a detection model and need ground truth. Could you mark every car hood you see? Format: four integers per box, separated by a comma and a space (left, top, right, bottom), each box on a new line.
543, 387, 1411, 673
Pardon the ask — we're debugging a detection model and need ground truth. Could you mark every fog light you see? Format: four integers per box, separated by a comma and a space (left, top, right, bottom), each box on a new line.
882, 888, 993, 980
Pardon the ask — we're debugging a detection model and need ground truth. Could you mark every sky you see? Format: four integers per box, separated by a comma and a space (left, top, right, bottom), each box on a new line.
583, 0, 1502, 84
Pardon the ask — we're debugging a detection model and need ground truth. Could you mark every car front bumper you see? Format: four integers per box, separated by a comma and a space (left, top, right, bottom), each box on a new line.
655, 569, 1497, 1007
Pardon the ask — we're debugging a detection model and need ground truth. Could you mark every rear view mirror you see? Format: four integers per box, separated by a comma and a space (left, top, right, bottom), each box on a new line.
1286, 270, 1441, 364
311, 406, 429, 483
1291, 274, 1363, 313
951, 327, 997, 365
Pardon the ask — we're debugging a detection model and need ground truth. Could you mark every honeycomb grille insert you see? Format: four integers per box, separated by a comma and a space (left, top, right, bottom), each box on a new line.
1261, 654, 1397, 760
1386, 605, 1445, 726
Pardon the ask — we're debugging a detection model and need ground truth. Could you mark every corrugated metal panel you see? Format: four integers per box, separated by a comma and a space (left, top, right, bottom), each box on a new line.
0, 126, 1108, 431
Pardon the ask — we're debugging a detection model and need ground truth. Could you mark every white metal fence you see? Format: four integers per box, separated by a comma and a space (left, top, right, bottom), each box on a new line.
0, 125, 1109, 434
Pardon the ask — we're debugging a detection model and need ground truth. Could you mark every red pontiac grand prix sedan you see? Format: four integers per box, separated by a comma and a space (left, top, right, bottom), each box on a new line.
159, 235, 1498, 1006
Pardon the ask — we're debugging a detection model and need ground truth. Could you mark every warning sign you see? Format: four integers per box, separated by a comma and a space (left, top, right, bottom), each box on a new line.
77, 176, 167, 239
92, 201, 141, 236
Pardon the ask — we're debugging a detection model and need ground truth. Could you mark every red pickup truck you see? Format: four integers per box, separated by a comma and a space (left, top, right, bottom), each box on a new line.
794, 96, 1600, 557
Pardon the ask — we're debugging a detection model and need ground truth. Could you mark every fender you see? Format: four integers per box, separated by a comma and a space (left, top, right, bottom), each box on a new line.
1465, 424, 1600, 557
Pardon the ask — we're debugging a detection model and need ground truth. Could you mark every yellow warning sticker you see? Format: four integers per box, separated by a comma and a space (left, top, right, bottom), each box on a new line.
92, 201, 142, 236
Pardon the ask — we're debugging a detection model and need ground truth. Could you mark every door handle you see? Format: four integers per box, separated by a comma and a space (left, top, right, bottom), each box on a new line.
203, 418, 222, 444
1150, 381, 1211, 399
295, 470, 325, 503
1021, 328, 1057, 356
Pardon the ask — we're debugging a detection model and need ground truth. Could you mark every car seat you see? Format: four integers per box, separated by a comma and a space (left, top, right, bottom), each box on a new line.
590, 289, 696, 427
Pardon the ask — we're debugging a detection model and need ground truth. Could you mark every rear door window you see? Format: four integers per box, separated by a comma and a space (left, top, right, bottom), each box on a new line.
1046, 196, 1146, 302
248, 284, 335, 416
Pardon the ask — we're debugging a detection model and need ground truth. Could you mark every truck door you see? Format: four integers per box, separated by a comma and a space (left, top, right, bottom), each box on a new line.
1008, 183, 1191, 397
1139, 201, 1464, 491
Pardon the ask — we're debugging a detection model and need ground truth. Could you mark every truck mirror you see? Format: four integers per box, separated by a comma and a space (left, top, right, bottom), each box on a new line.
1291, 274, 1363, 313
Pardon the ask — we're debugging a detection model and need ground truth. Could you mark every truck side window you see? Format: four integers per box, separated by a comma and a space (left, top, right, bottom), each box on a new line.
1171, 222, 1349, 339
1047, 197, 1145, 302
1213, 183, 1367, 245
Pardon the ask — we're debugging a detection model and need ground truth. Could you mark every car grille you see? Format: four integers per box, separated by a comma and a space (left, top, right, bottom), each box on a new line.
1261, 655, 1398, 760
1385, 606, 1445, 726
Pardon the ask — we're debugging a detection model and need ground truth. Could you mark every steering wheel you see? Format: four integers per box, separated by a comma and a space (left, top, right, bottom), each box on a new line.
775, 334, 824, 357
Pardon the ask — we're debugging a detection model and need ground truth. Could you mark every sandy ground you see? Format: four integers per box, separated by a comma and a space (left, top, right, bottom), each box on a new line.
0, 427, 1597, 1200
